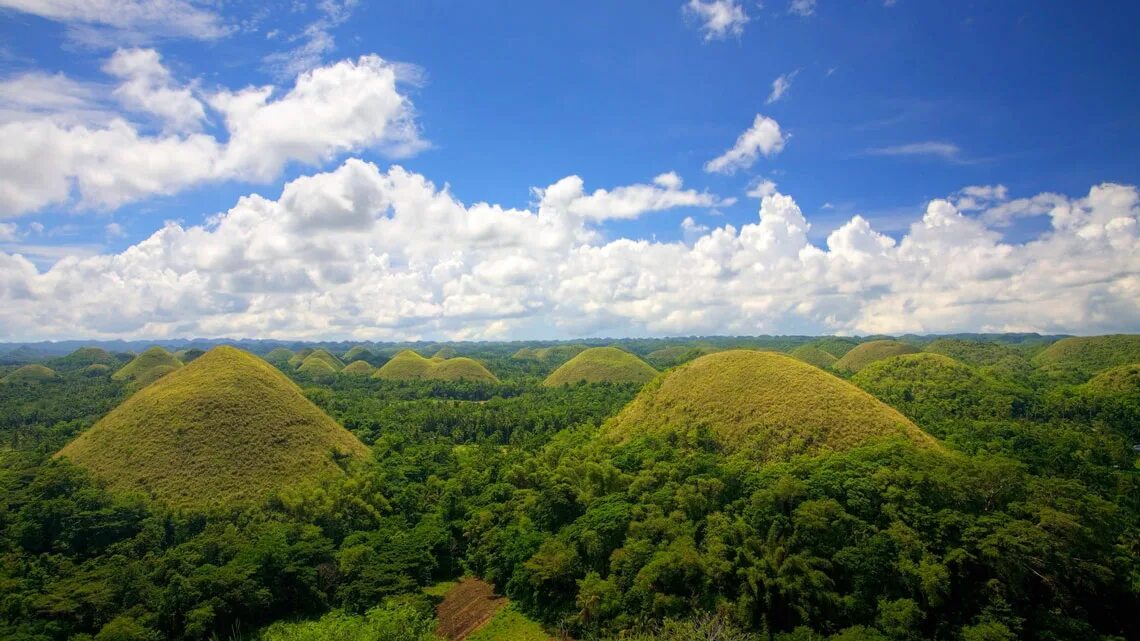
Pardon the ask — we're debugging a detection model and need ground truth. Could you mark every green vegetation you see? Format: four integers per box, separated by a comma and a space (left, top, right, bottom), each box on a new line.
288, 347, 316, 368
812, 336, 859, 358
832, 340, 919, 373
374, 350, 499, 383
512, 345, 587, 363
298, 355, 340, 381
789, 344, 838, 369
543, 347, 657, 387
1, 334, 1137, 641
341, 360, 376, 376
265, 347, 295, 363
604, 350, 934, 458
644, 344, 718, 368
923, 338, 1026, 366
57, 346, 368, 508
433, 347, 457, 359
1032, 334, 1140, 381
851, 353, 1029, 434
174, 348, 206, 363
83, 363, 112, 376
342, 345, 375, 362
305, 349, 346, 371
467, 605, 552, 641
111, 346, 183, 385
2, 364, 58, 383
51, 347, 118, 370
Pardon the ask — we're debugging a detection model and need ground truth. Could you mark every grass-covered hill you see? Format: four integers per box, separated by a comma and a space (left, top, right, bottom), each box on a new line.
83, 363, 112, 377
833, 340, 920, 374
112, 347, 183, 386
812, 337, 860, 358
51, 347, 119, 370
511, 345, 588, 363
543, 347, 658, 387
341, 360, 375, 376
297, 355, 339, 381
2, 364, 58, 384
923, 338, 1025, 366
602, 350, 935, 459
374, 350, 499, 382
303, 349, 345, 371
264, 347, 294, 364
1083, 362, 1140, 395
433, 346, 458, 359
287, 348, 315, 369
644, 344, 718, 368
56, 346, 368, 508
1032, 335, 1140, 381
174, 348, 206, 363
789, 344, 838, 369
342, 346, 375, 362
851, 353, 1028, 434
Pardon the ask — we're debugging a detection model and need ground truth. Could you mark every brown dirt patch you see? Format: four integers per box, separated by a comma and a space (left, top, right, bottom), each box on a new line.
436, 577, 508, 641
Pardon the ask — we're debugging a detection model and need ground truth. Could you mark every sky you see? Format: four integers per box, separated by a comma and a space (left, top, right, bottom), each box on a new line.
0, 0, 1137, 341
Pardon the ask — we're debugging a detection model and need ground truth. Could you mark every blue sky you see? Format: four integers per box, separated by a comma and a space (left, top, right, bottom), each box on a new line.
0, 0, 1138, 340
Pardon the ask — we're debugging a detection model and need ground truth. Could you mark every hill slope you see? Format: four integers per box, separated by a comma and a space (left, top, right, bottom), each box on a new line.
1032, 335, 1140, 380
2, 364, 58, 383
53, 347, 119, 370
543, 347, 657, 386
603, 350, 934, 459
57, 346, 368, 508
790, 345, 838, 369
112, 347, 183, 385
374, 350, 499, 382
833, 340, 920, 374
341, 360, 376, 376
264, 347, 294, 364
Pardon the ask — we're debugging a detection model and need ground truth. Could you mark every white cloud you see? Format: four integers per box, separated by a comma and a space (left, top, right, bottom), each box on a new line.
864, 141, 961, 160
684, 0, 749, 41
0, 162, 1136, 340
0, 0, 230, 43
263, 0, 359, 78
789, 0, 817, 17
0, 52, 425, 217
704, 114, 787, 174
767, 70, 799, 104
746, 178, 778, 199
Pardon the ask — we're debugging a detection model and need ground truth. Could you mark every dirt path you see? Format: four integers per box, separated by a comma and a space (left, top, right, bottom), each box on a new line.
435, 577, 508, 641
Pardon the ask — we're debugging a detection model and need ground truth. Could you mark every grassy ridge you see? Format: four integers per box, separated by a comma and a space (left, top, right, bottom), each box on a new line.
374, 350, 499, 383
265, 347, 294, 363
1083, 362, 1140, 394
833, 340, 919, 374
790, 345, 838, 369
543, 347, 657, 387
2, 364, 58, 383
57, 346, 368, 508
1032, 335, 1140, 380
112, 346, 183, 384
341, 360, 376, 376
603, 350, 935, 460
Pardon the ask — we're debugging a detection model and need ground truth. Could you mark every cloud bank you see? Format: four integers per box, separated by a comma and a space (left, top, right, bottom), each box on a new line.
0, 159, 1136, 341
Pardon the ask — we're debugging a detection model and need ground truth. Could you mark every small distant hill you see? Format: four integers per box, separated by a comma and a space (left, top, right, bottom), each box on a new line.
287, 348, 316, 369
433, 346, 458, 359
1033, 335, 1140, 381
790, 345, 838, 369
813, 337, 860, 358
2, 364, 58, 384
374, 350, 499, 382
645, 344, 718, 368
543, 347, 657, 386
264, 347, 294, 364
603, 350, 935, 460
83, 364, 112, 377
174, 348, 206, 363
852, 353, 1028, 431
52, 347, 119, 370
511, 345, 588, 363
833, 340, 920, 374
923, 338, 1025, 366
56, 346, 368, 508
341, 360, 375, 376
303, 349, 344, 371
112, 347, 183, 387
1083, 362, 1140, 395
297, 355, 339, 381
342, 346, 374, 362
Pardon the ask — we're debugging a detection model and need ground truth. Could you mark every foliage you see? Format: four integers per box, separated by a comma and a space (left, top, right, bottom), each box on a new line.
375, 350, 499, 383
789, 345, 838, 370
466, 604, 552, 641
257, 600, 440, 641
111, 347, 183, 384
340, 360, 375, 377
2, 364, 59, 383
543, 347, 658, 387
1032, 334, 1140, 382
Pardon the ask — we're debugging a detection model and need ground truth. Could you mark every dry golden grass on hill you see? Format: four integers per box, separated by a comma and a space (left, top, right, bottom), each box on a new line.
543, 347, 657, 386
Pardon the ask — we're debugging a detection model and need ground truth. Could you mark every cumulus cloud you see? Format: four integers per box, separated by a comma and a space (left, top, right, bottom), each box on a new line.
705, 114, 787, 174
0, 52, 424, 217
0, 0, 231, 44
684, 0, 749, 41
0, 160, 1136, 340
767, 70, 799, 104
789, 0, 817, 17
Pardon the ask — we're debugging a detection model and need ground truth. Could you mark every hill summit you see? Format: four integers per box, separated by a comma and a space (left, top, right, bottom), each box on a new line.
543, 347, 657, 386
373, 350, 498, 382
602, 350, 935, 461
112, 347, 183, 387
57, 346, 368, 508
833, 340, 919, 374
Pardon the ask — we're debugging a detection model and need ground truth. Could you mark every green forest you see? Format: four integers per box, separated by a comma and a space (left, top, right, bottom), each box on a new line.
0, 335, 1137, 641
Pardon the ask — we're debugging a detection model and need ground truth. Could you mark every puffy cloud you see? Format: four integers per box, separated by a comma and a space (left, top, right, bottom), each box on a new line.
683, 0, 749, 41
704, 114, 787, 174
0, 0, 230, 43
789, 0, 817, 17
0, 52, 424, 217
767, 70, 799, 104
0, 160, 1136, 341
